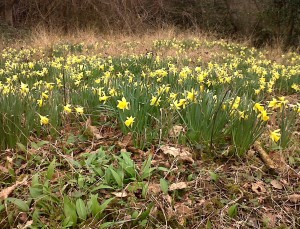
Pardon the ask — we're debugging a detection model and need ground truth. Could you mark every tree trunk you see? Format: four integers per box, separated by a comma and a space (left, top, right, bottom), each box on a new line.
4, 0, 15, 26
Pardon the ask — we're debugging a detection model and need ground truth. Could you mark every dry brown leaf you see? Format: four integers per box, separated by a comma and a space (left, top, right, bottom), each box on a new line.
85, 117, 103, 139
262, 213, 277, 227
160, 145, 194, 164
251, 181, 266, 195
270, 180, 283, 190
118, 133, 133, 148
0, 165, 9, 174
287, 194, 300, 203
164, 194, 172, 204
175, 203, 192, 226
166, 206, 175, 219
175, 203, 192, 215
169, 125, 185, 138
169, 182, 188, 191
0, 176, 28, 200
112, 191, 128, 198
21, 220, 33, 229
148, 183, 161, 194
161, 145, 181, 157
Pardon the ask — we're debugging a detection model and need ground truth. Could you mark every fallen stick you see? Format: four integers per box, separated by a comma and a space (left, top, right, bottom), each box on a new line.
253, 141, 278, 172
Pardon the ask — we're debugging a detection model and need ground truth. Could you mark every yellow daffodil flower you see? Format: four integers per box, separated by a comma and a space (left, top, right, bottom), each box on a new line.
75, 106, 84, 115
64, 104, 72, 113
150, 95, 161, 106
117, 97, 129, 110
270, 129, 281, 143
39, 115, 49, 125
124, 116, 135, 127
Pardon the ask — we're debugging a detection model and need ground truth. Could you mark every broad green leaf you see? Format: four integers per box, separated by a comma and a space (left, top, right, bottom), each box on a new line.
31, 174, 40, 187
77, 175, 85, 188
7, 198, 29, 212
132, 211, 139, 219
228, 204, 238, 218
32, 209, 40, 223
16, 142, 27, 152
63, 197, 77, 226
209, 171, 219, 182
91, 185, 113, 193
46, 158, 56, 180
157, 167, 169, 172
31, 142, 40, 150
99, 222, 115, 229
160, 178, 169, 194
206, 220, 212, 229
0, 204, 5, 213
141, 155, 152, 173
90, 194, 101, 218
99, 198, 114, 215
29, 187, 43, 198
142, 183, 148, 198
109, 167, 123, 187
137, 203, 154, 221
76, 198, 87, 221
36, 140, 49, 147
141, 155, 154, 179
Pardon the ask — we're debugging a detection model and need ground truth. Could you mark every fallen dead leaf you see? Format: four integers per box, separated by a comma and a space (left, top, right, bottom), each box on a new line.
160, 145, 194, 164
175, 203, 192, 226
270, 180, 283, 190
166, 206, 175, 219
0, 165, 9, 174
21, 220, 33, 229
169, 125, 185, 138
251, 181, 266, 195
169, 182, 188, 191
175, 203, 192, 215
112, 191, 128, 198
85, 117, 103, 139
164, 194, 172, 204
287, 194, 300, 203
148, 183, 161, 194
0, 176, 28, 200
117, 133, 133, 148
262, 213, 277, 227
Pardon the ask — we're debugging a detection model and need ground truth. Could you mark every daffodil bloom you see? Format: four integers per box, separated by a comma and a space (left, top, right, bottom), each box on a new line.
268, 98, 278, 109
258, 110, 269, 121
253, 103, 264, 113
20, 82, 29, 95
42, 92, 49, 99
117, 97, 129, 110
75, 106, 84, 115
150, 95, 161, 106
187, 89, 197, 102
124, 116, 135, 127
109, 88, 117, 96
238, 110, 248, 120
169, 92, 177, 100
171, 100, 181, 110
37, 98, 43, 107
64, 104, 72, 113
232, 96, 241, 109
178, 99, 187, 109
39, 115, 49, 125
270, 129, 281, 143
99, 94, 110, 103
